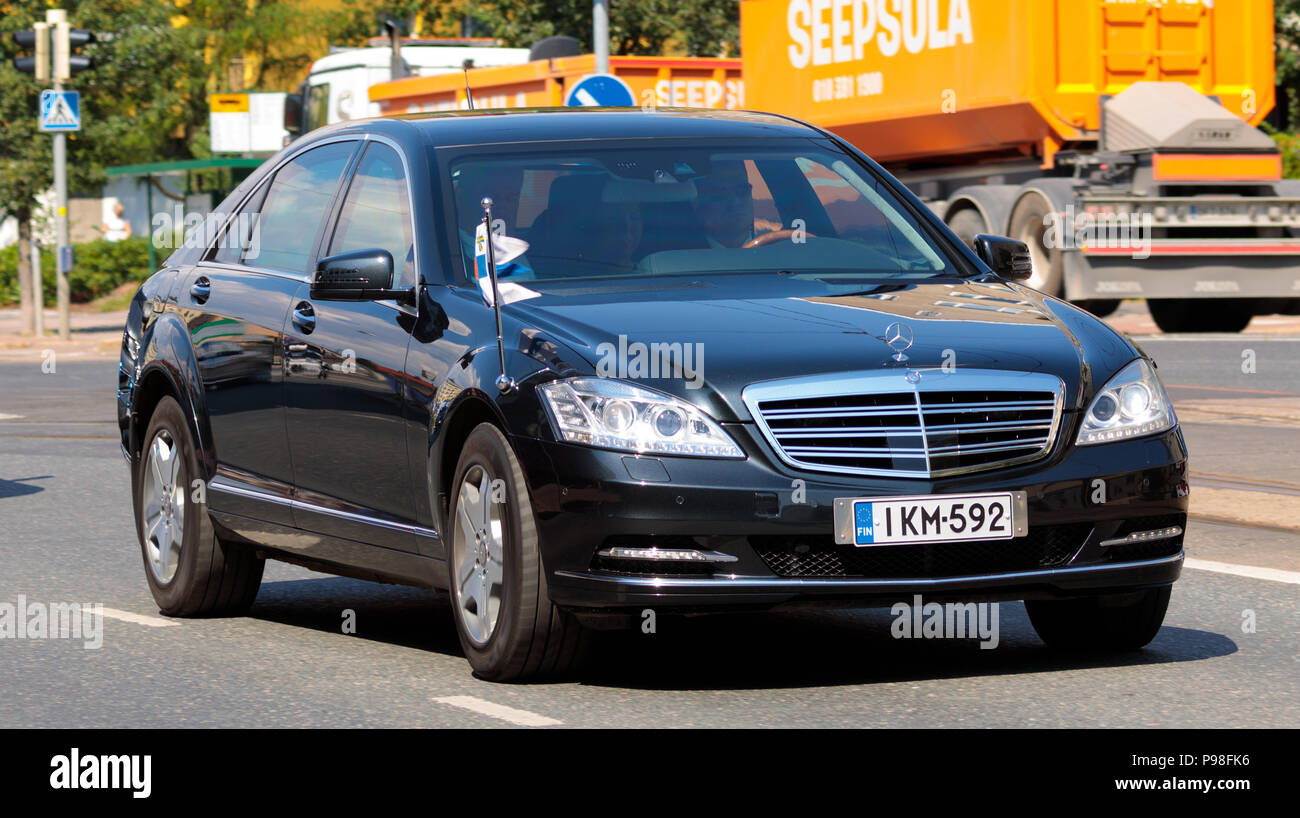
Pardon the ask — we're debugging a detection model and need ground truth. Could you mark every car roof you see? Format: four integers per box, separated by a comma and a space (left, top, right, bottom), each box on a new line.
309, 107, 822, 148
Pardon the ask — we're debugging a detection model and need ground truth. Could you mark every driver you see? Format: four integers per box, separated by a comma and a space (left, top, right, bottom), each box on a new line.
691, 160, 755, 248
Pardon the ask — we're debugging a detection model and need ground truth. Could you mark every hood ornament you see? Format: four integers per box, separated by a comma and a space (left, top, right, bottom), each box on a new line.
883, 321, 914, 362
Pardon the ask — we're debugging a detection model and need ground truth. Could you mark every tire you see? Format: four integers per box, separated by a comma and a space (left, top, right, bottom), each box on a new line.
1074, 299, 1121, 318
1008, 192, 1062, 296
446, 422, 587, 681
135, 396, 264, 617
945, 207, 987, 249
1147, 299, 1253, 333
1025, 586, 1171, 651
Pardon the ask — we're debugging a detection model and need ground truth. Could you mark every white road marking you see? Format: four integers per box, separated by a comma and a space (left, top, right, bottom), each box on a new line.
1184, 559, 1300, 585
433, 695, 562, 726
100, 607, 180, 627
0, 413, 24, 420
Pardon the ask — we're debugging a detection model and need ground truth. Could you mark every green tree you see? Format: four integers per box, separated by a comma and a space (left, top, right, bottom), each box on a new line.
1277, 0, 1300, 127
0, 0, 206, 333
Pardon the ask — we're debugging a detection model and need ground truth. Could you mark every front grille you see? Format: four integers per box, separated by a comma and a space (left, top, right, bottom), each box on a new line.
744, 369, 1064, 478
752, 523, 1092, 579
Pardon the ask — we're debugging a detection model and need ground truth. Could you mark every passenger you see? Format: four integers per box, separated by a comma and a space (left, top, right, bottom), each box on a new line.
452, 164, 535, 280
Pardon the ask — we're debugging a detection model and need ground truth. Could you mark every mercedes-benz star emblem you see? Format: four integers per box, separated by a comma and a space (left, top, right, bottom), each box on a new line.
883, 321, 914, 362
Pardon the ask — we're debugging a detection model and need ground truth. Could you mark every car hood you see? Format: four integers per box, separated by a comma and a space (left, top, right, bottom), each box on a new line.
507, 275, 1140, 423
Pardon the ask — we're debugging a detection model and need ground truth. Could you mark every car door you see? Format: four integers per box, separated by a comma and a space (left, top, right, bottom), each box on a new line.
283, 138, 424, 552
182, 138, 359, 528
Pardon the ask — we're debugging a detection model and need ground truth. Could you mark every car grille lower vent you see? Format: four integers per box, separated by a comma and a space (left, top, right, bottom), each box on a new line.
744, 369, 1065, 478
752, 523, 1092, 579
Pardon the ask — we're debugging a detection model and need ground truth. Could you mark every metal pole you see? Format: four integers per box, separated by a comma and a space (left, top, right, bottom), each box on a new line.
594, 0, 609, 74
54, 130, 69, 341
31, 238, 43, 336
48, 9, 70, 341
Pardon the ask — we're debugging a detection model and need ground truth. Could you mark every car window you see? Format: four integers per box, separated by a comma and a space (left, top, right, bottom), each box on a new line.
327, 142, 414, 286
244, 141, 355, 273
445, 141, 949, 283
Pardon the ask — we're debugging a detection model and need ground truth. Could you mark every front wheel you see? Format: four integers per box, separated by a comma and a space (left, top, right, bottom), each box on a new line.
447, 423, 587, 681
1025, 586, 1171, 651
135, 396, 264, 616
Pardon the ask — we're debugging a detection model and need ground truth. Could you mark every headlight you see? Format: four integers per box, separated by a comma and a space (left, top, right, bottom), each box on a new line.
1076, 359, 1176, 445
538, 378, 744, 458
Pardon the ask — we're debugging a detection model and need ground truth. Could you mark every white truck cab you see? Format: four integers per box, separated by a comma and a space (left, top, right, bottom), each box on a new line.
287, 42, 531, 135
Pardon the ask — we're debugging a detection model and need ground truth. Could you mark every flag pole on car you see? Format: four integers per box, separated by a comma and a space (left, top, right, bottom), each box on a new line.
478, 197, 515, 394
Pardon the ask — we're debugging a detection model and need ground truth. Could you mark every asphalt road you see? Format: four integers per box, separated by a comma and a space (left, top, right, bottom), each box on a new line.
1, 334, 1298, 728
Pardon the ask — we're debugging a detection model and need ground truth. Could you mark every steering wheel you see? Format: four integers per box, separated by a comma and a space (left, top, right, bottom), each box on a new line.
742, 228, 817, 248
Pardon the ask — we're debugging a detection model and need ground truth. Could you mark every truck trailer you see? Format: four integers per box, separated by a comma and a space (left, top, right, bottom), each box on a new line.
742, 0, 1298, 331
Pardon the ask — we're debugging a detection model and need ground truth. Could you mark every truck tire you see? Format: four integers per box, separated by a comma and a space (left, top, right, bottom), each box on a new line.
1008, 193, 1062, 296
447, 423, 587, 681
945, 208, 987, 249
1026, 586, 1171, 651
1148, 299, 1253, 333
135, 396, 264, 617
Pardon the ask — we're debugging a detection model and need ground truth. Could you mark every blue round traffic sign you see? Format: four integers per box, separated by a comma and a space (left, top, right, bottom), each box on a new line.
564, 73, 636, 107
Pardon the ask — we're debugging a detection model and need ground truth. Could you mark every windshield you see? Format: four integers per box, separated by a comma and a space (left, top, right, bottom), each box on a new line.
443, 140, 954, 284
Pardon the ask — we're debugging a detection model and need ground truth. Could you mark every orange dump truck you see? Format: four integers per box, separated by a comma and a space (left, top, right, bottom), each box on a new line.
369, 54, 743, 113
742, 0, 1298, 332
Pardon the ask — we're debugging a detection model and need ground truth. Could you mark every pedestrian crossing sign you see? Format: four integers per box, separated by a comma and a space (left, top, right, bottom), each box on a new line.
40, 90, 80, 132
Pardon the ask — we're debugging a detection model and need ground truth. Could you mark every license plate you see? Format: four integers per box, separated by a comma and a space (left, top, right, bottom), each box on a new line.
833, 491, 1028, 546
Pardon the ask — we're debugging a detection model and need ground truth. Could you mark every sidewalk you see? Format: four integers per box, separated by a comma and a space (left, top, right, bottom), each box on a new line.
0, 306, 129, 361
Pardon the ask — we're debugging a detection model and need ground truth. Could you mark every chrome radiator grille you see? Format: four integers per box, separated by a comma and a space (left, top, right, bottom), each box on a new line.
743, 369, 1065, 478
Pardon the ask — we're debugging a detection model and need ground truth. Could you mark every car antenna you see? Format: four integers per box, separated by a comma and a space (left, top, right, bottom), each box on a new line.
480, 197, 515, 394
463, 59, 475, 110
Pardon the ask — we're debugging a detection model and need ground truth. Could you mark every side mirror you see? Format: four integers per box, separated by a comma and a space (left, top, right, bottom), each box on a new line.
972, 234, 1033, 281
283, 92, 303, 137
312, 249, 412, 303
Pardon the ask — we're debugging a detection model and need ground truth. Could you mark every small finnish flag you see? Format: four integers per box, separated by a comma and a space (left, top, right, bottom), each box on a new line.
474, 222, 528, 307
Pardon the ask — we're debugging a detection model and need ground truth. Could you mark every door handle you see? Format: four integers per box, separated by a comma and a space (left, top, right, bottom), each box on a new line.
291, 302, 316, 334
189, 276, 211, 304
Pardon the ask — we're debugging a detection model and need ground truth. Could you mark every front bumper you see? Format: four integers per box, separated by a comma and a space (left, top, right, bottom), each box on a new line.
515, 423, 1190, 611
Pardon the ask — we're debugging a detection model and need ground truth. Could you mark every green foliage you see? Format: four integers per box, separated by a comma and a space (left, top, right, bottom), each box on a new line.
1277, 0, 1300, 125
1272, 132, 1300, 179
358, 0, 742, 58
0, 237, 151, 305
473, 0, 740, 57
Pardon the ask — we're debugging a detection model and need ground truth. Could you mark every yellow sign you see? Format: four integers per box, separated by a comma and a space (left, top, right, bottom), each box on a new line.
209, 93, 250, 113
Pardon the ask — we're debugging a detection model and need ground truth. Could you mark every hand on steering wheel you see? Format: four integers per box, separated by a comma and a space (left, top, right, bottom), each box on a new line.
742, 228, 816, 248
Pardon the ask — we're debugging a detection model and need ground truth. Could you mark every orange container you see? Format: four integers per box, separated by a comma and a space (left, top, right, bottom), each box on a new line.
370, 54, 744, 114
740, 0, 1275, 166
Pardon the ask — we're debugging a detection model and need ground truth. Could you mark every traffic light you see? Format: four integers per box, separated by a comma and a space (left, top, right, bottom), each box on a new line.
11, 20, 93, 81
53, 23, 94, 79
12, 23, 51, 81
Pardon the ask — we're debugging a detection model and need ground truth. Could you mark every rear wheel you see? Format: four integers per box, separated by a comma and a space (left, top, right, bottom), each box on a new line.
1147, 298, 1253, 333
1008, 192, 1062, 296
1026, 586, 1171, 651
135, 396, 264, 616
447, 423, 587, 681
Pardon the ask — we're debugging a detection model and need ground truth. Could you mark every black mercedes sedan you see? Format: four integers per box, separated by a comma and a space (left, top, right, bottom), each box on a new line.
118, 109, 1187, 681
